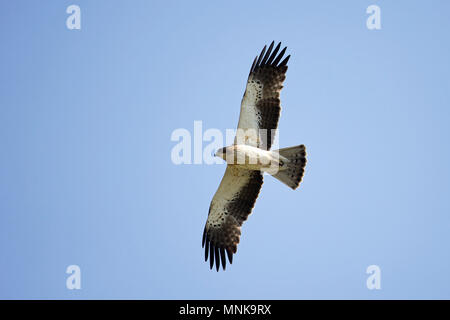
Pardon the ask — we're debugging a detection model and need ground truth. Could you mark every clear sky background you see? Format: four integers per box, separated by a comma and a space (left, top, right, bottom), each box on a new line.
1, 1, 449, 299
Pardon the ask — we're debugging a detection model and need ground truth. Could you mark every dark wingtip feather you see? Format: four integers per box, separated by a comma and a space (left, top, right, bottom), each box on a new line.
204, 239, 209, 261
266, 42, 281, 65
250, 56, 257, 74
278, 54, 290, 67
215, 247, 220, 272
261, 41, 275, 65
220, 248, 226, 270
227, 249, 233, 264
272, 47, 287, 66
256, 45, 267, 67
209, 244, 214, 269
202, 228, 206, 248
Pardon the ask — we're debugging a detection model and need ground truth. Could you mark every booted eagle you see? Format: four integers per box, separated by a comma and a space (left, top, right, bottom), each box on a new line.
202, 42, 307, 271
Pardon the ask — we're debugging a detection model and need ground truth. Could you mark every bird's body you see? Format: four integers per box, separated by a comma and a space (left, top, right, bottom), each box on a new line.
202, 42, 307, 271
216, 144, 286, 172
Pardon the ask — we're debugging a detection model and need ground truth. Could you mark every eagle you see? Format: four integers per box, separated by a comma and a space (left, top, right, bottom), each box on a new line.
202, 42, 307, 271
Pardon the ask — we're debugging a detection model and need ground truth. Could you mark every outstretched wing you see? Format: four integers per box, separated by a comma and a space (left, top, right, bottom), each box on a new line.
202, 166, 263, 271
235, 41, 290, 150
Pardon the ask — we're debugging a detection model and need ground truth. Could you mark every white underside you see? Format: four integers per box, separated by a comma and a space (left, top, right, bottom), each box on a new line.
219, 145, 287, 174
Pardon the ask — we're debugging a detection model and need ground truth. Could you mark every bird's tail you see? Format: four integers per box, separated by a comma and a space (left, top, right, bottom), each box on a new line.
270, 145, 306, 190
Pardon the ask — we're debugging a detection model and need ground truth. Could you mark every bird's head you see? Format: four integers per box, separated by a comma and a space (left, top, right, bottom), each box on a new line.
214, 147, 228, 160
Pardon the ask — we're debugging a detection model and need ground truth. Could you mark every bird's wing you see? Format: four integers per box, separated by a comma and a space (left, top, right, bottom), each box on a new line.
235, 41, 290, 150
202, 166, 263, 271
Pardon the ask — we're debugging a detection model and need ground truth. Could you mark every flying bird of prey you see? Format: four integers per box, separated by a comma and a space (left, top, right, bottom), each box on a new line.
202, 42, 307, 271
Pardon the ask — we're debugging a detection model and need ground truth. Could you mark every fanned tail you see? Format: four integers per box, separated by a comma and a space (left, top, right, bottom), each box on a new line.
271, 145, 306, 190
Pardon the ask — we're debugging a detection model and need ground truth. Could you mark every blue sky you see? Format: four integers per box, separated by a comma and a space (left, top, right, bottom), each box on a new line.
0, 1, 449, 299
